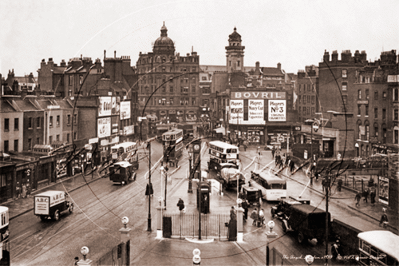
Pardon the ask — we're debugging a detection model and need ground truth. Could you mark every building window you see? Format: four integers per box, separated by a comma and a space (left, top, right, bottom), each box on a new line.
303, 107, 306, 114
394, 88, 399, 102
395, 129, 399, 144
4, 140, 9, 153
74, 132, 77, 140
56, 115, 60, 126
160, 98, 166, 105
311, 95, 315, 104
342, 82, 347, 91
28, 138, 32, 150
358, 105, 361, 116
36, 137, 40, 145
382, 109, 386, 120
366, 125, 369, 140
298, 95, 301, 104
56, 135, 60, 141
303, 96, 306, 104
394, 109, 399, 121
14, 118, 19, 131
342, 95, 347, 105
79, 75, 83, 84
383, 91, 387, 99
28, 117, 32, 129
237, 61, 240, 67
36, 117, 40, 128
374, 108, 378, 119
74, 114, 77, 124
14, 139, 18, 151
307, 85, 311, 92
169, 86, 173, 93
307, 95, 311, 103
49, 116, 53, 127
374, 91, 378, 100
191, 98, 196, 105
4, 118, 9, 132
67, 114, 71, 125
299, 84, 302, 93
49, 136, 52, 144
366, 89, 369, 100
383, 128, 387, 143
311, 107, 315, 114
342, 69, 347, 78
374, 126, 378, 137
192, 85, 196, 93
365, 105, 369, 116
358, 90, 362, 99
69, 75, 73, 86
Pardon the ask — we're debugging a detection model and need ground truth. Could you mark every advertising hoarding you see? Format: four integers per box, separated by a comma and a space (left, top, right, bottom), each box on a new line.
120, 101, 131, 120
248, 100, 264, 123
229, 100, 243, 123
268, 100, 286, 121
98, 117, 111, 138
99, 97, 112, 117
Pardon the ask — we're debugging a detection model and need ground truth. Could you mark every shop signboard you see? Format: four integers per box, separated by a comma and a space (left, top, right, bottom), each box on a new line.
98, 117, 111, 138
111, 97, 120, 115
268, 100, 286, 121
124, 125, 134, 135
120, 101, 131, 120
231, 91, 286, 100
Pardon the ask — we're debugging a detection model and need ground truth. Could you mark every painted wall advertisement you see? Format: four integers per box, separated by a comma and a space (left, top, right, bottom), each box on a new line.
120, 101, 131, 120
98, 117, 111, 138
268, 100, 286, 121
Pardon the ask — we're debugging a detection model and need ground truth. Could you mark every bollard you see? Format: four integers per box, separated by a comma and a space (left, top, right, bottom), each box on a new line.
193, 248, 201, 265
237, 207, 244, 242
156, 197, 163, 239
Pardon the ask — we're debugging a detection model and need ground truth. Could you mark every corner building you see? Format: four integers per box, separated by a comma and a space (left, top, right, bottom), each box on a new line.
136, 23, 201, 135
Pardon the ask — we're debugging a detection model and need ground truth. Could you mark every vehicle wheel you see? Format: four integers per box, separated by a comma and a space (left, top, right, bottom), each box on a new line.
40, 216, 47, 222
69, 204, 74, 213
297, 231, 304, 244
53, 210, 60, 221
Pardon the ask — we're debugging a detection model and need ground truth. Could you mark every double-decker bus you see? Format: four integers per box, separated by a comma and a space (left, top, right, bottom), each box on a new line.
250, 170, 287, 201
0, 206, 10, 265
111, 142, 139, 170
208, 141, 239, 172
162, 128, 184, 164
357, 230, 399, 266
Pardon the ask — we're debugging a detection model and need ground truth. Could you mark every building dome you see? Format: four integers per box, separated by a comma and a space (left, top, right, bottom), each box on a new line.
153, 22, 175, 55
228, 27, 242, 43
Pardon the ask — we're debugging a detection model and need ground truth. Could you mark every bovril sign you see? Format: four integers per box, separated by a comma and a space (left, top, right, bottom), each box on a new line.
231, 91, 286, 100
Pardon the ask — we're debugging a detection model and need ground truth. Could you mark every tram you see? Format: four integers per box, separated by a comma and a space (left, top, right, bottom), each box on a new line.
162, 128, 184, 165
0, 206, 10, 265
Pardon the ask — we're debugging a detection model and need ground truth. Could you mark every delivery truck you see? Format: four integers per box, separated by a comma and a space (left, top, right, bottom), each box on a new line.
34, 191, 74, 221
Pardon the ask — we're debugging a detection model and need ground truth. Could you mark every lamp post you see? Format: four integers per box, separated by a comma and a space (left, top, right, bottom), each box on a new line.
265, 220, 278, 266
188, 145, 193, 193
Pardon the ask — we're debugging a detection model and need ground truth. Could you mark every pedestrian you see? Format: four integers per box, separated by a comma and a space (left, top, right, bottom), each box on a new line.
271, 146, 275, 159
177, 198, 185, 212
363, 188, 369, 203
321, 179, 326, 192
370, 188, 376, 205
250, 208, 258, 226
244, 143, 247, 151
259, 209, 265, 225
337, 178, 343, 192
379, 208, 389, 228
355, 191, 362, 207
230, 206, 237, 220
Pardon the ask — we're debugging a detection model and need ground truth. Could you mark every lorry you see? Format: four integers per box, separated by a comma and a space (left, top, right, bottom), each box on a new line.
271, 197, 330, 245
217, 162, 245, 191
34, 191, 73, 221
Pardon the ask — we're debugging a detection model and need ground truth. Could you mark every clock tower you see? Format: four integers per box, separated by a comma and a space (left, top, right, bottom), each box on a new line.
225, 27, 245, 73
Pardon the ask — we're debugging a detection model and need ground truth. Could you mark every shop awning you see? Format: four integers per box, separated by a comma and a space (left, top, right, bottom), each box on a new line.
214, 127, 226, 135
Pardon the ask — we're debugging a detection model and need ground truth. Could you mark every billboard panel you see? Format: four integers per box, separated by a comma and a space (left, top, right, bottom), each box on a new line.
98, 117, 111, 138
268, 100, 286, 121
120, 101, 131, 120
99, 97, 112, 117
229, 100, 243, 123
248, 99, 264, 123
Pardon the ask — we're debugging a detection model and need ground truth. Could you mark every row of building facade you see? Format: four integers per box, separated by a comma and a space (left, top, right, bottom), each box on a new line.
1, 24, 398, 208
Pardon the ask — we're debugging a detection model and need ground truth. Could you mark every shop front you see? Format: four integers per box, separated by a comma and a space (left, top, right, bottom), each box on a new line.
229, 125, 266, 145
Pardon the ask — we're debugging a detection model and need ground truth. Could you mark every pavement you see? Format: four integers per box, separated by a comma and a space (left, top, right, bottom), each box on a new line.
4, 144, 398, 265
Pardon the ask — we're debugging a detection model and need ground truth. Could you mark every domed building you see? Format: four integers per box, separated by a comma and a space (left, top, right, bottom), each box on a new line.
136, 23, 201, 137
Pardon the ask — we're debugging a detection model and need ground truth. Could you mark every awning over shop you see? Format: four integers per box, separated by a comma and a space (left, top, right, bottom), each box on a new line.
214, 127, 226, 135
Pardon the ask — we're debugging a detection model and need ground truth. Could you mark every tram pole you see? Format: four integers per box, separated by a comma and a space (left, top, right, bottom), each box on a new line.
147, 141, 152, 231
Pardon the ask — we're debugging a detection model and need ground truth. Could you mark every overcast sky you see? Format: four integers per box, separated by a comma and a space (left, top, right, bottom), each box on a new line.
1, 0, 398, 77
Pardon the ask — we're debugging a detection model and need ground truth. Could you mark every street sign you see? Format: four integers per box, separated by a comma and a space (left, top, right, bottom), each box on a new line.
277, 136, 284, 142
312, 122, 319, 132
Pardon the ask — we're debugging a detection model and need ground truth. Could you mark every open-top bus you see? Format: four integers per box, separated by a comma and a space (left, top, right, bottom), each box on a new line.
250, 170, 287, 201
357, 230, 399, 266
208, 141, 239, 172
162, 128, 184, 165
111, 142, 138, 170
0, 206, 10, 265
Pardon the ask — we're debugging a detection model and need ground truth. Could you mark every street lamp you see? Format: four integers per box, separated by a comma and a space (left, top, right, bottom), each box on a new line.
187, 145, 193, 193
265, 220, 278, 266
305, 119, 319, 185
